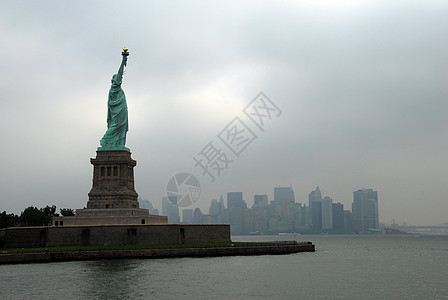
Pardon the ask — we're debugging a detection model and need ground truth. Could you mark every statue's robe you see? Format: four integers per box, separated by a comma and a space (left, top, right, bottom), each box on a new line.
100, 73, 128, 147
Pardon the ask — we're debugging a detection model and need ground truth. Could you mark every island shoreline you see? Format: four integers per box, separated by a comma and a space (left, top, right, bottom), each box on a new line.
0, 242, 315, 264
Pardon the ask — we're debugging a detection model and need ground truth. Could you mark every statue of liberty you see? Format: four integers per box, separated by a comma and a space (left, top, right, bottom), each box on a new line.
100, 48, 130, 149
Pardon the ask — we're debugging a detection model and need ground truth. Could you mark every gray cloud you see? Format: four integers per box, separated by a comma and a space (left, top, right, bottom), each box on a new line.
0, 0, 447, 225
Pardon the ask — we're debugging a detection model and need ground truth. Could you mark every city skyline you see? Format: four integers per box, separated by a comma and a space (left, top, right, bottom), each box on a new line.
1, 1, 447, 226
148, 186, 380, 234
141, 185, 440, 228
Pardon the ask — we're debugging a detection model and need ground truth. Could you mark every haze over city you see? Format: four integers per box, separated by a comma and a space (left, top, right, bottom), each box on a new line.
0, 0, 447, 226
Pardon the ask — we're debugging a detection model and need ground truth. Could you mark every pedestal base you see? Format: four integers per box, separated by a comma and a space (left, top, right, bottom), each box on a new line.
52, 149, 169, 226
53, 208, 167, 226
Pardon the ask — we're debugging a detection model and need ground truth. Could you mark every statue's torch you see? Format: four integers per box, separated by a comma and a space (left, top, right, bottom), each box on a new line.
122, 47, 129, 56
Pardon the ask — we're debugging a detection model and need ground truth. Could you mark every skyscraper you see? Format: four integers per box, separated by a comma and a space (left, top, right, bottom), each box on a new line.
274, 186, 295, 204
352, 188, 379, 233
193, 207, 203, 224
138, 198, 153, 211
311, 201, 322, 231
344, 210, 354, 232
162, 196, 180, 223
308, 186, 322, 207
253, 194, 269, 207
227, 192, 245, 209
321, 196, 333, 230
308, 186, 322, 230
182, 209, 193, 224
332, 203, 344, 231
209, 199, 222, 216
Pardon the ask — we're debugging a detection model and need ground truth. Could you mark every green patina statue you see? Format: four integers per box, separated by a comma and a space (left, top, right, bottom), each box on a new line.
99, 48, 130, 151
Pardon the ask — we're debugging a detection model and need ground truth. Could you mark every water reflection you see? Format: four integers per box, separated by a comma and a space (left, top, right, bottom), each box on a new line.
80, 259, 145, 299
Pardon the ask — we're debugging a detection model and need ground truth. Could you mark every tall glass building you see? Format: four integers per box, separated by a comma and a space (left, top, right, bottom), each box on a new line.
352, 189, 379, 233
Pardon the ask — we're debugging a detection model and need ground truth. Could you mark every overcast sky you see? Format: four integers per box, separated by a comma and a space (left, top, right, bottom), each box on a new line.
1, 0, 447, 225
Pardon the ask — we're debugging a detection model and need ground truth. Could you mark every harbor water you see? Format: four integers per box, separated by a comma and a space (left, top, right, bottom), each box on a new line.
1, 234, 447, 299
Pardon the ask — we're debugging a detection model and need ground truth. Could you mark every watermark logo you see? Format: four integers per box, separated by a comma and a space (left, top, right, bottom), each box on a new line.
218, 117, 257, 157
166, 91, 281, 207
193, 141, 234, 183
243, 92, 281, 131
166, 173, 201, 207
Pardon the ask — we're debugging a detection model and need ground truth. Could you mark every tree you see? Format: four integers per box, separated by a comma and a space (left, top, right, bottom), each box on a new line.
60, 208, 75, 216
18, 205, 58, 226
19, 206, 44, 226
41, 205, 58, 225
0, 211, 19, 228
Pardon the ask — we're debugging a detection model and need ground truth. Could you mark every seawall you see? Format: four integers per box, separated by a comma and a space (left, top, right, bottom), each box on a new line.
0, 224, 230, 248
0, 243, 315, 264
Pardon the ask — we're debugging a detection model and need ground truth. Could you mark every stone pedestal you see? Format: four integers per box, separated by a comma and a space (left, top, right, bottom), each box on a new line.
52, 149, 168, 226
87, 150, 139, 209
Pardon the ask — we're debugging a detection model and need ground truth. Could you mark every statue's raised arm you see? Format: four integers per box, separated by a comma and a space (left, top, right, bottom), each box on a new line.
117, 48, 129, 80
99, 48, 130, 150
112, 48, 129, 86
